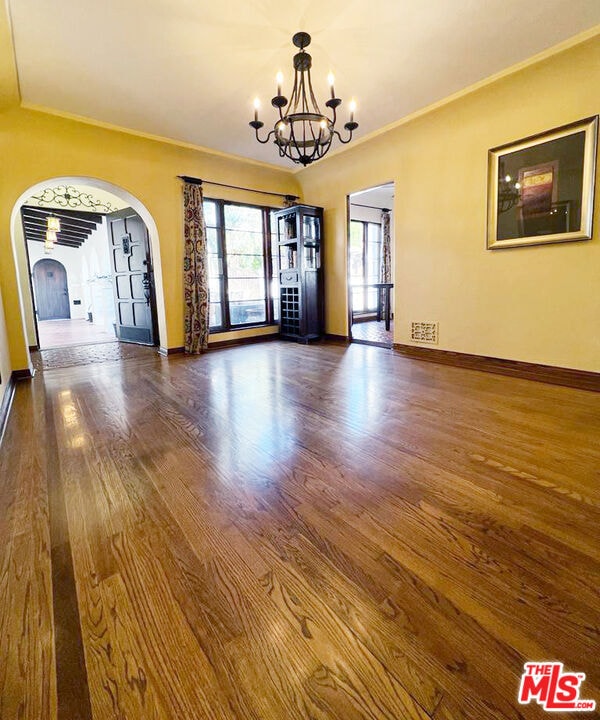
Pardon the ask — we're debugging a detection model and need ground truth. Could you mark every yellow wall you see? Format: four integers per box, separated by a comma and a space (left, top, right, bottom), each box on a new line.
0, 106, 299, 370
297, 34, 600, 372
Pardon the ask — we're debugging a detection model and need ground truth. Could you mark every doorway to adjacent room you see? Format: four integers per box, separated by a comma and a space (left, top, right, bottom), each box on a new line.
347, 182, 395, 348
10, 177, 166, 370
18, 185, 159, 353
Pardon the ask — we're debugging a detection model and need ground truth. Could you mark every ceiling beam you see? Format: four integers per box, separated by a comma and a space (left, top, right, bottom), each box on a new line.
26, 235, 83, 249
23, 220, 91, 240
24, 228, 84, 245
27, 237, 81, 249
24, 229, 89, 245
21, 205, 103, 226
22, 216, 94, 237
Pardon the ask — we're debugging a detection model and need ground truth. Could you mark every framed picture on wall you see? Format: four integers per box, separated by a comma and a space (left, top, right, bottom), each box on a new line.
487, 116, 598, 249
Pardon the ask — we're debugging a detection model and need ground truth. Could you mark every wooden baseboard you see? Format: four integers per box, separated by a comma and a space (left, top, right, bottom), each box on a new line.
323, 334, 350, 345
393, 344, 600, 392
207, 334, 279, 350
12, 368, 35, 381
158, 346, 185, 357
0, 375, 16, 446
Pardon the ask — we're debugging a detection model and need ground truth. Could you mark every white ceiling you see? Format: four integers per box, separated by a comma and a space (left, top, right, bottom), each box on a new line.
8, 1, 600, 168
351, 184, 394, 211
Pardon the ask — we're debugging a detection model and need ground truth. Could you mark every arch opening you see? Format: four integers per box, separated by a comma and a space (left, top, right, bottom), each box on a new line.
10, 176, 168, 363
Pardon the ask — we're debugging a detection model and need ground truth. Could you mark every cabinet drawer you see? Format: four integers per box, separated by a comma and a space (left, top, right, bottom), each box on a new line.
280, 270, 298, 284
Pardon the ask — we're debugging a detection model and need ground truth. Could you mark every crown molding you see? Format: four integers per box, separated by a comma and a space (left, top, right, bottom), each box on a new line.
19, 102, 295, 175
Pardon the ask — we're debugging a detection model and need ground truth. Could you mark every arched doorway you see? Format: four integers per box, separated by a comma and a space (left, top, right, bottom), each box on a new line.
10, 177, 167, 363
32, 258, 70, 321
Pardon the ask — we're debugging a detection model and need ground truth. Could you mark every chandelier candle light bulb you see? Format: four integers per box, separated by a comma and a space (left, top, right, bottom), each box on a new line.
44, 231, 55, 253
46, 215, 60, 232
249, 32, 359, 165
349, 99, 356, 123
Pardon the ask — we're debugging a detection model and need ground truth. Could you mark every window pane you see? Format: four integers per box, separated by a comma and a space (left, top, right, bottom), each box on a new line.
209, 275, 222, 298
367, 244, 381, 282
225, 229, 263, 255
350, 220, 363, 242
227, 253, 264, 278
224, 204, 263, 232
351, 286, 365, 312
367, 223, 381, 282
208, 253, 221, 278
203, 200, 217, 227
349, 222, 364, 281
206, 227, 219, 254
230, 301, 266, 325
367, 223, 380, 243
209, 303, 222, 328
227, 278, 265, 301
366, 288, 378, 311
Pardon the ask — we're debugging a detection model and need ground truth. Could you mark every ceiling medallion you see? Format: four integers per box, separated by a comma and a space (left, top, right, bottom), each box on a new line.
249, 32, 359, 166
30, 185, 116, 213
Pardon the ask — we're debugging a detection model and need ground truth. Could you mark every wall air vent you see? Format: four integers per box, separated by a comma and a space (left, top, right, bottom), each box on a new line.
411, 321, 438, 344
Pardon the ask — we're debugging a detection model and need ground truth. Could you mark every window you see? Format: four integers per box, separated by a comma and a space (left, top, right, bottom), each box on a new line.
204, 199, 277, 331
349, 220, 382, 313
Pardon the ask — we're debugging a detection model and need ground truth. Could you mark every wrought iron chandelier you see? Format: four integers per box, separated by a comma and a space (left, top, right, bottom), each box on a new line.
249, 32, 359, 166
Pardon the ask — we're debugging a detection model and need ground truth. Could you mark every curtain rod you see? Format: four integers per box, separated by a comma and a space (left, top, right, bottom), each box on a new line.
351, 202, 391, 212
178, 175, 299, 202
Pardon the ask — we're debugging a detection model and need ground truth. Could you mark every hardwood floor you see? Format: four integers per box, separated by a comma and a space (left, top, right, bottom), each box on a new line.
0, 340, 598, 719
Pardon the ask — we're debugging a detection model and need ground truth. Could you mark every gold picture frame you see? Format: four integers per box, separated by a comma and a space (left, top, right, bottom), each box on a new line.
487, 116, 598, 249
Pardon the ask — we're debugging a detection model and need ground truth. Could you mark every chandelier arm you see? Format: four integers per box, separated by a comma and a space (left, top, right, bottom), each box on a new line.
333, 128, 355, 145
254, 128, 276, 145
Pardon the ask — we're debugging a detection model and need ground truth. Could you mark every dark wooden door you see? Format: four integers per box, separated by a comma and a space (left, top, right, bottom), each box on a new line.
33, 258, 71, 320
107, 208, 157, 345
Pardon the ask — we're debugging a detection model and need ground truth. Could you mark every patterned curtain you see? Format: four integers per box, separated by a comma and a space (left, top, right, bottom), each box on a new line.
380, 209, 392, 283
183, 182, 209, 353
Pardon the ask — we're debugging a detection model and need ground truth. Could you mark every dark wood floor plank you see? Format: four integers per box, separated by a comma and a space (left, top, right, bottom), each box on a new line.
44, 387, 94, 720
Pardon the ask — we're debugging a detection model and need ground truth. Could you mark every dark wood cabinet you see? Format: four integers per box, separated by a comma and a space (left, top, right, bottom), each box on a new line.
273, 204, 324, 342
